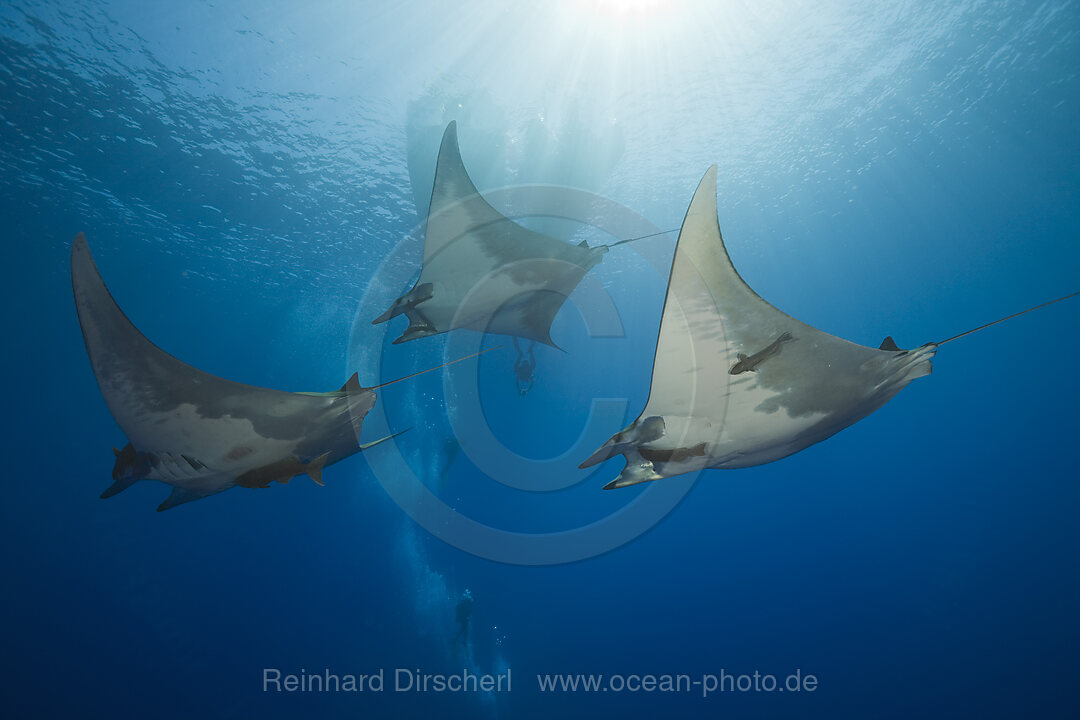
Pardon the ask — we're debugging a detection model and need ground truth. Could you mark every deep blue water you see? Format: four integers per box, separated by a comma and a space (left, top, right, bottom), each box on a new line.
2, 1, 1079, 718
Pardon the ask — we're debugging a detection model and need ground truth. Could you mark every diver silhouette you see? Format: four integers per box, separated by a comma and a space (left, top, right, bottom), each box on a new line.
512, 337, 536, 395
452, 589, 474, 654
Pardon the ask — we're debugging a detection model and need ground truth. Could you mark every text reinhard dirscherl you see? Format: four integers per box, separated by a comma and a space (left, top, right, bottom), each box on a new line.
263, 668, 511, 694
263, 668, 818, 698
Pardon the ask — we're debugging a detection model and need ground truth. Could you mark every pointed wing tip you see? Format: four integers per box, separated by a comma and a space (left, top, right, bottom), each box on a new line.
440, 120, 459, 151
70, 232, 92, 266
70, 232, 106, 302
694, 165, 718, 201
539, 336, 564, 352
698, 164, 718, 190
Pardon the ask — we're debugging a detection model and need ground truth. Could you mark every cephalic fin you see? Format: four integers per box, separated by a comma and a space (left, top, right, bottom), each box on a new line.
100, 476, 140, 499
601, 453, 664, 490
393, 308, 437, 344
156, 487, 205, 512
579, 440, 619, 469
373, 282, 435, 325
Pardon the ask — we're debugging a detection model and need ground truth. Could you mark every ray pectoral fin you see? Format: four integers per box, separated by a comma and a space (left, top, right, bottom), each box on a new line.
584, 164, 919, 484
408, 122, 604, 345
75, 234, 359, 511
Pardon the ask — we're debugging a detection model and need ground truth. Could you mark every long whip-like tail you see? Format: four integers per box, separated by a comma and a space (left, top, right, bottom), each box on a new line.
935, 290, 1080, 346
603, 228, 679, 248
367, 345, 502, 390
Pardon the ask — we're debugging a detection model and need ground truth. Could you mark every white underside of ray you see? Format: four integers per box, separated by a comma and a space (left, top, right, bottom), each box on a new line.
71, 235, 375, 507
119, 404, 310, 485
376, 121, 605, 346
583, 167, 936, 488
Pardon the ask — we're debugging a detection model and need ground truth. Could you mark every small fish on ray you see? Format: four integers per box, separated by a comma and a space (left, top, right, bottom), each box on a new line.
72, 234, 487, 511
730, 331, 795, 375
580, 166, 1078, 489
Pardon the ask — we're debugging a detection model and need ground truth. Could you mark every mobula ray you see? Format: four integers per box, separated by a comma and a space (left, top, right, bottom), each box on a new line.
373, 121, 609, 347
73, 234, 466, 511
581, 167, 1078, 489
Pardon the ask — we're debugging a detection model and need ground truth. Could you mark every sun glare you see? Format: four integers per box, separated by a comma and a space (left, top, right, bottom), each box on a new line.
585, 0, 677, 18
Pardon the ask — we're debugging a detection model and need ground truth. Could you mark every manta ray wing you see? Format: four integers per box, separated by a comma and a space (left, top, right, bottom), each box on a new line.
580, 167, 936, 488
72, 235, 379, 509
373, 121, 607, 347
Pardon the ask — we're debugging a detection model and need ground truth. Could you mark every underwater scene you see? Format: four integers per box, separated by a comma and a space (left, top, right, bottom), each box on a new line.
2, 1, 1079, 718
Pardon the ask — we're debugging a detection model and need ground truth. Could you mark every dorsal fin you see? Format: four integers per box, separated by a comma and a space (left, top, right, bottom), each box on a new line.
338, 372, 358, 393
879, 336, 901, 352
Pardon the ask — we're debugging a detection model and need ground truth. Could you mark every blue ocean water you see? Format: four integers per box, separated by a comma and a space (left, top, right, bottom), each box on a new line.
2, 1, 1079, 718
